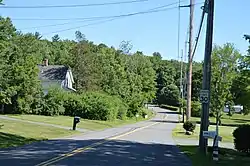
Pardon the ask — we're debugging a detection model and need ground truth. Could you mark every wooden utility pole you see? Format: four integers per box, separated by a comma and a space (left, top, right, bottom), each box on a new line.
186, 0, 195, 121
199, 0, 214, 154
180, 49, 184, 123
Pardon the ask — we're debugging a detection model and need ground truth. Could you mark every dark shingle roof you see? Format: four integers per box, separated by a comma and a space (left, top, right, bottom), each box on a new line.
38, 65, 68, 81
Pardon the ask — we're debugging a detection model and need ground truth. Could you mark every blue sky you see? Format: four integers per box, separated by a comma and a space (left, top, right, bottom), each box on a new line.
1, 0, 250, 62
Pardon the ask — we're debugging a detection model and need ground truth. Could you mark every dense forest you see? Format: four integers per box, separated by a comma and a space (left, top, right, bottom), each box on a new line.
1, 16, 250, 121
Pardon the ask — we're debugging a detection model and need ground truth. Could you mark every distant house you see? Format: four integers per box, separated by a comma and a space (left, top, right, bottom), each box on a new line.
224, 105, 243, 113
38, 59, 76, 95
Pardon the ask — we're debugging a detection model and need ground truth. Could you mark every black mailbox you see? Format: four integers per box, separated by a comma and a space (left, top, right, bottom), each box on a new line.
73, 116, 80, 130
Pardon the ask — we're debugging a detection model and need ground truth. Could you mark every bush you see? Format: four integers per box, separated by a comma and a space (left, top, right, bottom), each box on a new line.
233, 124, 250, 154
63, 93, 85, 117
138, 108, 150, 117
37, 88, 129, 121
40, 88, 66, 116
191, 101, 202, 117
160, 104, 178, 111
183, 121, 196, 133
63, 92, 128, 121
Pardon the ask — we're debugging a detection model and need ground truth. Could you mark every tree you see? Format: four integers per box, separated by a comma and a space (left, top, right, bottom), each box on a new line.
52, 34, 60, 42
158, 84, 180, 106
231, 43, 250, 115
34, 32, 42, 40
211, 43, 241, 123
75, 31, 86, 42
191, 62, 203, 101
119, 40, 133, 55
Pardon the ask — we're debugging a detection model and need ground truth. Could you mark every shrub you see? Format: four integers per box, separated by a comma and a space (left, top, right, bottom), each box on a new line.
64, 92, 127, 121
233, 124, 250, 154
41, 88, 66, 116
63, 93, 85, 116
183, 121, 196, 133
113, 97, 128, 120
191, 101, 202, 117
138, 108, 148, 117
160, 104, 178, 111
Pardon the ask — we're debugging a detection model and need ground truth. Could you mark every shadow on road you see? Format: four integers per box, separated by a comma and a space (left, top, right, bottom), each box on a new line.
0, 138, 191, 166
150, 120, 179, 124
157, 111, 180, 115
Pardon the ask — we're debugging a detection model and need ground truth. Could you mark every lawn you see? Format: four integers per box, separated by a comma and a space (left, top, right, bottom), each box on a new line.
0, 119, 79, 148
179, 145, 250, 166
7, 111, 155, 131
173, 123, 236, 143
190, 113, 250, 126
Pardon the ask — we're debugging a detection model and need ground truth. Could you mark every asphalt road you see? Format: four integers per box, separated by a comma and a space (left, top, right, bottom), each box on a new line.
0, 106, 192, 166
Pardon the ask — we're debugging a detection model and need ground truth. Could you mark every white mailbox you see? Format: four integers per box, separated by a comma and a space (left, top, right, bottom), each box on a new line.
203, 131, 222, 141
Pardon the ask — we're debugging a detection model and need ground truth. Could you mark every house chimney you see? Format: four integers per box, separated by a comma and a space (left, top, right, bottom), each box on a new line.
44, 58, 48, 66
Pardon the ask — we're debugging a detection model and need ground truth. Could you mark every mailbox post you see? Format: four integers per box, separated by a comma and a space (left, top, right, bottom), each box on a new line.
73, 116, 80, 130
203, 131, 222, 161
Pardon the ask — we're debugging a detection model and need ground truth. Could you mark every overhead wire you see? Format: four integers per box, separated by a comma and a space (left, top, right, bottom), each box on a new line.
42, 1, 204, 35
191, 0, 207, 61
18, 1, 186, 30
0, 0, 148, 9
42, 6, 178, 35
12, 1, 186, 21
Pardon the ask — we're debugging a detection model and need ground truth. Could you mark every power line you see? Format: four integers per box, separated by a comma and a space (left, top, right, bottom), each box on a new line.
191, 0, 207, 61
17, 1, 189, 30
42, 1, 204, 36
12, 1, 185, 21
18, 19, 105, 30
17, 1, 204, 31
0, 0, 148, 9
42, 18, 118, 35
42, 6, 178, 35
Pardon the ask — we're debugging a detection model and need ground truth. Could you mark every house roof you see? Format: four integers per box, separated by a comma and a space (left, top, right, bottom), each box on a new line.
38, 65, 69, 82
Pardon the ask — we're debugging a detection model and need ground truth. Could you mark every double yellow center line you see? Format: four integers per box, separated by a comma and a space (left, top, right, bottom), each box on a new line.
35, 121, 160, 166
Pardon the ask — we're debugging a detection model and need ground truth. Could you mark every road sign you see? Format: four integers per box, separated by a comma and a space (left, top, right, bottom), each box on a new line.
200, 90, 209, 103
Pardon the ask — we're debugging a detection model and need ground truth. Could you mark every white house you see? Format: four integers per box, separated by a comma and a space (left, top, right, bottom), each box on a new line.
38, 59, 76, 95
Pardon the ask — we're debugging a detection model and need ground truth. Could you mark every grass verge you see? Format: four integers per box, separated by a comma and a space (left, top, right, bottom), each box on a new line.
7, 109, 155, 131
191, 113, 250, 127
179, 145, 250, 166
0, 119, 79, 148
173, 123, 235, 143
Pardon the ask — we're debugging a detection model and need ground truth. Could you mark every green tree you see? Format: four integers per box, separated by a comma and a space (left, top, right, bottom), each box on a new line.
158, 84, 180, 106
211, 43, 241, 123
52, 34, 60, 42
231, 45, 250, 115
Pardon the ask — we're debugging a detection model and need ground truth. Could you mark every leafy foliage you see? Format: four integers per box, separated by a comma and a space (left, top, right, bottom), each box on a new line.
210, 43, 241, 120
191, 101, 202, 117
157, 84, 180, 106
183, 121, 196, 133
1, 16, 249, 123
233, 124, 250, 154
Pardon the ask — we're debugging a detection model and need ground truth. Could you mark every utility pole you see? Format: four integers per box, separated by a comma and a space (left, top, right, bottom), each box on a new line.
180, 49, 184, 123
183, 40, 188, 123
199, 0, 215, 154
186, 0, 195, 121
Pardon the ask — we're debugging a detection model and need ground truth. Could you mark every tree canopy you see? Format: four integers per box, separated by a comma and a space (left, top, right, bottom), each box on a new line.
1, 16, 249, 120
